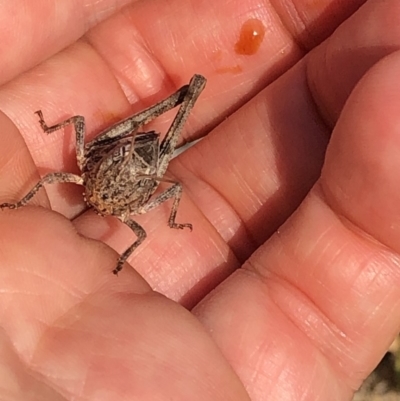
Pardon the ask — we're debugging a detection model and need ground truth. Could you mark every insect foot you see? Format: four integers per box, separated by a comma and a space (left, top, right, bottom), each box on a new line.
0, 203, 17, 210
0, 74, 206, 274
170, 223, 193, 231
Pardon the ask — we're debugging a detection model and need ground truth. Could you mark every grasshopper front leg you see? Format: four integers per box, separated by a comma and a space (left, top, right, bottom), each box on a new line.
0, 172, 84, 209
139, 181, 192, 231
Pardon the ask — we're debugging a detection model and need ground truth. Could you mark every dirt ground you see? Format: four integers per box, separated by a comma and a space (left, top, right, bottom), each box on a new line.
353, 346, 400, 401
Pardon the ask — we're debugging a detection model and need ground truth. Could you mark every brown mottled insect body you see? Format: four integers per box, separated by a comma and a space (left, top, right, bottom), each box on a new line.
1, 74, 207, 274
84, 132, 160, 216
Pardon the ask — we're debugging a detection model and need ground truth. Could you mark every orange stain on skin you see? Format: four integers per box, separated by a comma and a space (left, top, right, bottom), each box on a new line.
234, 18, 265, 56
215, 65, 243, 75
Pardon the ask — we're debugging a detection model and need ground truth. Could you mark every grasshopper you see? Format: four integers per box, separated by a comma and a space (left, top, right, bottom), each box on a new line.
0, 74, 206, 274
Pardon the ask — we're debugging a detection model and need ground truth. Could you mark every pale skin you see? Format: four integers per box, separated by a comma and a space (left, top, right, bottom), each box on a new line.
0, 1, 400, 400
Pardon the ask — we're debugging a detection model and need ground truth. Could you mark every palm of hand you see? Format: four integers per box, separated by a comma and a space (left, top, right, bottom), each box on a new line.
1, 1, 400, 400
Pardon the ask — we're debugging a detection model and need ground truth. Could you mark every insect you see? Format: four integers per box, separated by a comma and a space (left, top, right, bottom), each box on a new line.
0, 74, 207, 274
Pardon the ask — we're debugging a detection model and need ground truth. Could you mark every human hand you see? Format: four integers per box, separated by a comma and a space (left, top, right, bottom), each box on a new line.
0, 1, 399, 400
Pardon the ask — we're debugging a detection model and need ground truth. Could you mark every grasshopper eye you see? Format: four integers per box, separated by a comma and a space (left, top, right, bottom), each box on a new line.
101, 194, 109, 200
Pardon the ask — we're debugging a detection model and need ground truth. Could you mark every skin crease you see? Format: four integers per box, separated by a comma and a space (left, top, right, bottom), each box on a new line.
1, 0, 400, 399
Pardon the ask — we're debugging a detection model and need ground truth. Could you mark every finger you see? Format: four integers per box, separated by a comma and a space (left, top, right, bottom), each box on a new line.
0, 0, 133, 85
307, 0, 400, 126
193, 52, 400, 401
